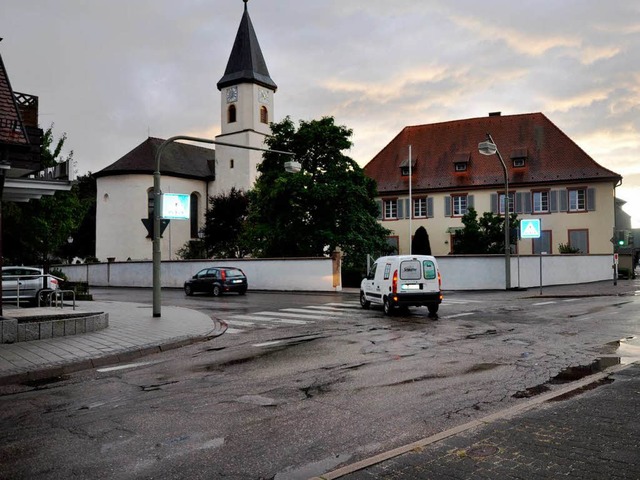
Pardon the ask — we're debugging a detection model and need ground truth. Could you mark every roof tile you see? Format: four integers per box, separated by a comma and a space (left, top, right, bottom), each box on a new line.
364, 113, 621, 194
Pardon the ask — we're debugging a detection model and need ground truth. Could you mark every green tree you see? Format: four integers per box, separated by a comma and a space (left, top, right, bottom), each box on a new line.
3, 126, 88, 267
203, 187, 249, 258
41, 124, 73, 168
453, 207, 519, 254
243, 116, 392, 270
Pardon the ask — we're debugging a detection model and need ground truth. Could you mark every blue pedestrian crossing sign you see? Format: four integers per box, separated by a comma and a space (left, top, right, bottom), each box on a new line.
520, 219, 541, 239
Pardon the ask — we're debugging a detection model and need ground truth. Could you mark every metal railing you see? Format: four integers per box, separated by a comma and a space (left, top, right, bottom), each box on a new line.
2, 273, 65, 308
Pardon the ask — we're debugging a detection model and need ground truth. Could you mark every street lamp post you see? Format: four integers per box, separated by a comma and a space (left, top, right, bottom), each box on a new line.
153, 135, 295, 317
478, 133, 511, 290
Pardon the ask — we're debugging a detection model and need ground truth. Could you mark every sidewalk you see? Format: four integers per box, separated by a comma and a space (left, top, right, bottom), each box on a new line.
319, 362, 640, 479
0, 300, 224, 386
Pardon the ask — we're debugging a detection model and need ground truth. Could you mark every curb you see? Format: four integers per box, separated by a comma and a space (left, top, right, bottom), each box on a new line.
312, 361, 637, 480
0, 318, 227, 387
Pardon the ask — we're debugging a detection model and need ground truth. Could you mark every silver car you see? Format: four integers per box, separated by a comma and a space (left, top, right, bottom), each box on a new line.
2, 266, 60, 306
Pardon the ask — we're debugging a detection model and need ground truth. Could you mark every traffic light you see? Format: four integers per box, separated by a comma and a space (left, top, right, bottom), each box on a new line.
616, 230, 631, 247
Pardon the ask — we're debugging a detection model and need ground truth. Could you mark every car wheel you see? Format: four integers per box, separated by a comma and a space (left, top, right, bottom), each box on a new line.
184, 285, 193, 296
383, 296, 394, 316
238, 289, 247, 296
360, 291, 370, 309
212, 284, 222, 297
427, 303, 439, 316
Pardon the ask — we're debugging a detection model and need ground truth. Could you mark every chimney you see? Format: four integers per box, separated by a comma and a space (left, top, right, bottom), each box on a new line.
488, 112, 502, 117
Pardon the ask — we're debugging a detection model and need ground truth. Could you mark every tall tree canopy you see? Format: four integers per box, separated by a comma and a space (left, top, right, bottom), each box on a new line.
244, 116, 391, 269
202, 187, 249, 259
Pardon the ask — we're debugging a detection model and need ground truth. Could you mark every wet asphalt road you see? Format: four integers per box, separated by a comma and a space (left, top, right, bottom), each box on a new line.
0, 287, 639, 479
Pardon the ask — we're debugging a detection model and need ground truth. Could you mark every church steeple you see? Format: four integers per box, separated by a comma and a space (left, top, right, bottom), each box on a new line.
217, 0, 277, 91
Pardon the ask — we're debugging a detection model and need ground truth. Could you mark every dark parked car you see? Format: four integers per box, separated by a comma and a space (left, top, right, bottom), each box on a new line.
184, 267, 248, 296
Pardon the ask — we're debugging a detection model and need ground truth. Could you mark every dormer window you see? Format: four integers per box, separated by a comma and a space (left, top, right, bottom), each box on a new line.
453, 152, 470, 173
399, 157, 416, 177
510, 147, 527, 168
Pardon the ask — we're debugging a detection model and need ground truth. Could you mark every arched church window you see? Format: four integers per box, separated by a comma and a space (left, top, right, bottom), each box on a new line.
190, 192, 199, 238
228, 104, 237, 123
260, 105, 268, 124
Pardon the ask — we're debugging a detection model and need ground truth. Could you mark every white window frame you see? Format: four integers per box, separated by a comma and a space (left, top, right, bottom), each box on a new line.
533, 191, 549, 213
414, 197, 427, 218
384, 199, 398, 219
499, 192, 515, 215
452, 195, 467, 216
569, 188, 586, 212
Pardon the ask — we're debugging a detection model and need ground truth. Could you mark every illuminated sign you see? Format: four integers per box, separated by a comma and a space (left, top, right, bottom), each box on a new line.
162, 193, 190, 220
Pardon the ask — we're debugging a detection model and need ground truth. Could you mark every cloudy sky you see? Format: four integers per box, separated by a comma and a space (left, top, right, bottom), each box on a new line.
2, 0, 639, 226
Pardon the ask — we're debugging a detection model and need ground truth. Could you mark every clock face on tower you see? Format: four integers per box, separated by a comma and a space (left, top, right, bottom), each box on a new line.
226, 86, 238, 103
258, 88, 269, 104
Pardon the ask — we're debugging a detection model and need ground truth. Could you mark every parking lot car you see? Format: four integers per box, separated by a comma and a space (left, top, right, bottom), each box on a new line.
2, 266, 60, 306
360, 255, 442, 315
184, 267, 248, 296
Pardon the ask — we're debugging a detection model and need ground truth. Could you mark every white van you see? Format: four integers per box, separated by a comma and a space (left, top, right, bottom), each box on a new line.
360, 255, 442, 316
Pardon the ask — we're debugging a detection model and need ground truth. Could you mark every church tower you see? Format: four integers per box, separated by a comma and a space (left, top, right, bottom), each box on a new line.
214, 0, 277, 195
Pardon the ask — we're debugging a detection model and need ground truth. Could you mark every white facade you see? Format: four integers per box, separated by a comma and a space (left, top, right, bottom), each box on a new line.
213, 83, 275, 196
96, 174, 208, 261
383, 182, 616, 256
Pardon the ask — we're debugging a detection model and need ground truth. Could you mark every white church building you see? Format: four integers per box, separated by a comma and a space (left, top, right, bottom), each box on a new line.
95, 1, 276, 261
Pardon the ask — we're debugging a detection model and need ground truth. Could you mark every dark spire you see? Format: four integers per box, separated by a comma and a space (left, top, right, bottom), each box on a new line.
217, 1, 277, 91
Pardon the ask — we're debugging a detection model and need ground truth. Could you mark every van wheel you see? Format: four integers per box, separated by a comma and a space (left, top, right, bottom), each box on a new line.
360, 291, 370, 309
383, 297, 394, 316
427, 303, 439, 315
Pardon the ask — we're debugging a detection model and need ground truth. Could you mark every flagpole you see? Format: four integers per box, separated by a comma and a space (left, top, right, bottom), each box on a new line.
408, 144, 412, 255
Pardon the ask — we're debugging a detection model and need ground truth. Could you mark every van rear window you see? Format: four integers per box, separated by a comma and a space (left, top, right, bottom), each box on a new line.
423, 260, 437, 280
399, 260, 421, 280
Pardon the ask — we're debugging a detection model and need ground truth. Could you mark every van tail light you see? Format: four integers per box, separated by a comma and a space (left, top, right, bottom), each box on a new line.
437, 270, 442, 289
51, 278, 59, 287
220, 270, 226, 281
392, 269, 398, 294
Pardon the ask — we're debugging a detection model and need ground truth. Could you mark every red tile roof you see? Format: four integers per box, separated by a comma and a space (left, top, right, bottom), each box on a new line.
364, 113, 621, 195
0, 53, 28, 146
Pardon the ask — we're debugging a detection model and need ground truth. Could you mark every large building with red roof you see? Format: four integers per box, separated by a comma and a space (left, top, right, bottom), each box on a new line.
364, 112, 622, 256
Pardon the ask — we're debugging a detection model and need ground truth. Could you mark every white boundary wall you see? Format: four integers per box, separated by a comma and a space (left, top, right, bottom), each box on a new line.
59, 258, 338, 291
438, 254, 614, 290
57, 254, 615, 292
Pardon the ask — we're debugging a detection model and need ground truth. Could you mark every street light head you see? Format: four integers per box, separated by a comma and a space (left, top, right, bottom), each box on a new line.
478, 140, 497, 156
284, 160, 301, 173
